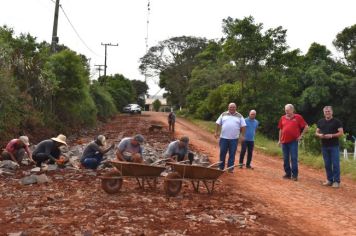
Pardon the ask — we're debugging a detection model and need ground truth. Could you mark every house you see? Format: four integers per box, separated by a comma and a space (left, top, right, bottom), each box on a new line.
145, 97, 171, 112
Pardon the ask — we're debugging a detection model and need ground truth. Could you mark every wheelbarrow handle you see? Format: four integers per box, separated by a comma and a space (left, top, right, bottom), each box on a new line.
178, 160, 190, 164
150, 158, 170, 166
223, 165, 238, 172
207, 161, 222, 168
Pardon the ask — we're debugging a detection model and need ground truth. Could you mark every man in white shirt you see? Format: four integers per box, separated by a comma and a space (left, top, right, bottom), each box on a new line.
214, 103, 246, 172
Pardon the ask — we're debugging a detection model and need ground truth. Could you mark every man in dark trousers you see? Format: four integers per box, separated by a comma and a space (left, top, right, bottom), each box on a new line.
32, 134, 67, 167
168, 111, 176, 132
81, 135, 114, 169
316, 106, 344, 188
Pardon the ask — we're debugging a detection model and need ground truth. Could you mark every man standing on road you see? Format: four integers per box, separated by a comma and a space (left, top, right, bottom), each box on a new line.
239, 110, 259, 169
278, 104, 308, 181
215, 103, 246, 172
316, 106, 343, 188
168, 111, 176, 132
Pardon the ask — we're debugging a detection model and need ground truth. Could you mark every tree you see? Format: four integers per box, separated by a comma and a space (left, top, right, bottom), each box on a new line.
139, 36, 207, 108
152, 99, 162, 112
90, 81, 117, 120
45, 49, 97, 128
131, 79, 149, 107
333, 24, 356, 72
222, 16, 288, 94
104, 74, 135, 111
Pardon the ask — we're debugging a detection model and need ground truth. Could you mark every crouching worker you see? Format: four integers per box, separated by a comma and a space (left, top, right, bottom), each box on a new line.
32, 134, 67, 167
80, 135, 114, 169
1, 136, 34, 165
116, 134, 144, 163
163, 136, 190, 162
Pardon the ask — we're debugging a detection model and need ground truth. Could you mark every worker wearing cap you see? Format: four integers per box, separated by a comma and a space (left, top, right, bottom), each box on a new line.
1, 136, 34, 164
116, 134, 144, 163
81, 135, 114, 169
163, 136, 189, 162
32, 134, 67, 167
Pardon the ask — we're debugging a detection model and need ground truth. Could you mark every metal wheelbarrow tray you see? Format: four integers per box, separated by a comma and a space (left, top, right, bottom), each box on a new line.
164, 163, 225, 196
100, 161, 166, 194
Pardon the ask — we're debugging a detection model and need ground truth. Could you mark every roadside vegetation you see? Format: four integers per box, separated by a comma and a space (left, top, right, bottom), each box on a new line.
0, 26, 148, 144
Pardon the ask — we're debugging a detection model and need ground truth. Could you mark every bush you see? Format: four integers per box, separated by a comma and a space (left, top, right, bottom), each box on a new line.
302, 124, 321, 154
152, 99, 161, 112
90, 83, 117, 120
302, 124, 354, 153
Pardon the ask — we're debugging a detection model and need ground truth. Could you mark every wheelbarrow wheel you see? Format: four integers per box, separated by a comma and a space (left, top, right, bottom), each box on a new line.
164, 172, 182, 197
101, 170, 123, 194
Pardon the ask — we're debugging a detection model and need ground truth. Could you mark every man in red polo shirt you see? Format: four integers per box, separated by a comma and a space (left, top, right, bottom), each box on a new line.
278, 104, 308, 181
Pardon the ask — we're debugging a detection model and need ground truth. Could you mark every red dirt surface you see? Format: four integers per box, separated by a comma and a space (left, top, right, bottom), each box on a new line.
1, 112, 355, 235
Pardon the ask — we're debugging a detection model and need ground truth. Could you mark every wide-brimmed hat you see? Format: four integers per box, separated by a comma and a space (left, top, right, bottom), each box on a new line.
51, 134, 67, 146
134, 134, 144, 144
19, 136, 30, 146
96, 135, 107, 146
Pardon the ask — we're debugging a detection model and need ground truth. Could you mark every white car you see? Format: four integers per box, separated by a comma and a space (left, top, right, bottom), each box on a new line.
123, 104, 142, 114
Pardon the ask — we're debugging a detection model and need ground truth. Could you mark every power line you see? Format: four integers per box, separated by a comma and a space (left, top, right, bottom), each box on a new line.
59, 5, 101, 56
144, 0, 151, 83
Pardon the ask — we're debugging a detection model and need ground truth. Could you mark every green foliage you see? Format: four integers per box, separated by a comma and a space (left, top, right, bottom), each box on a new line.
152, 99, 162, 112
302, 124, 321, 154
90, 82, 117, 120
104, 74, 135, 111
45, 49, 97, 128
333, 24, 356, 71
140, 36, 208, 107
131, 79, 149, 107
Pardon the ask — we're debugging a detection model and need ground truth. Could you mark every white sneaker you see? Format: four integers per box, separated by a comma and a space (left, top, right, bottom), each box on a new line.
332, 182, 340, 188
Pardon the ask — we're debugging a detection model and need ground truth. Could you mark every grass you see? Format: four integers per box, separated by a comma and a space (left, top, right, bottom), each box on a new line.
186, 117, 356, 181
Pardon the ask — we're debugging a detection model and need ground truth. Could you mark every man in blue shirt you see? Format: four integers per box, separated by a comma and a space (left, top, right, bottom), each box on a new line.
239, 110, 259, 169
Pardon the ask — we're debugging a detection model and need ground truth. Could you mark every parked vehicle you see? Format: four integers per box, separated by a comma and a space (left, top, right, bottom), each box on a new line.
123, 104, 142, 114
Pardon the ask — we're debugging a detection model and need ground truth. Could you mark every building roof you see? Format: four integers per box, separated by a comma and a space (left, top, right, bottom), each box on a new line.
145, 98, 167, 105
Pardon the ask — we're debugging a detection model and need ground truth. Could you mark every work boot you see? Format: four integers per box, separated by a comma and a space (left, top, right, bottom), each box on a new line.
291, 176, 298, 181
282, 174, 291, 179
238, 163, 243, 169
332, 182, 340, 188
246, 165, 254, 170
322, 181, 332, 186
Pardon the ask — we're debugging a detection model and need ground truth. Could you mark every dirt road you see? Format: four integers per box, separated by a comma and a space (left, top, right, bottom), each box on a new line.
147, 112, 356, 236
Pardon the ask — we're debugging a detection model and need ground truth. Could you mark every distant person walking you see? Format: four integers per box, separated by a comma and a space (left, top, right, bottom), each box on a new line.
278, 104, 308, 181
168, 111, 176, 132
215, 103, 246, 172
239, 110, 259, 169
316, 106, 343, 188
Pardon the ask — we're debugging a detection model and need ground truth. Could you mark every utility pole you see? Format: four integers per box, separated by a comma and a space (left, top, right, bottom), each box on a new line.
94, 64, 105, 78
101, 43, 118, 78
51, 0, 60, 53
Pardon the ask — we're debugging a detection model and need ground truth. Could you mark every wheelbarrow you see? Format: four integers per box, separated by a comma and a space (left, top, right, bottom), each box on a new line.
164, 161, 232, 196
100, 160, 166, 194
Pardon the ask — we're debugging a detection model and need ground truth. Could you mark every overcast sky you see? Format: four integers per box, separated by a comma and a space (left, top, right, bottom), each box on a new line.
0, 0, 355, 95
